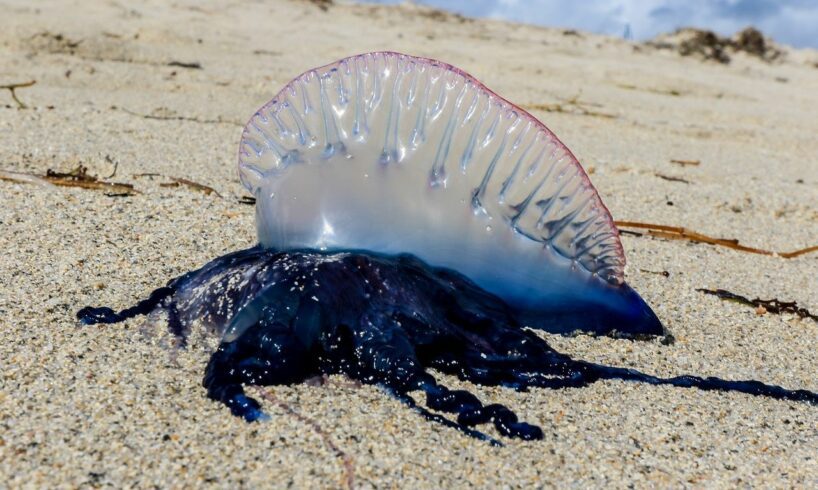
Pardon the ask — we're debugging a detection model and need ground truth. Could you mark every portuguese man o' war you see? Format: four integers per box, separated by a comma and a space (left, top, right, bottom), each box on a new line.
78, 52, 817, 444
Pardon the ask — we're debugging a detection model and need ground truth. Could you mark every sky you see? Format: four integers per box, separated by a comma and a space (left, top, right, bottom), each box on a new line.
361, 0, 818, 49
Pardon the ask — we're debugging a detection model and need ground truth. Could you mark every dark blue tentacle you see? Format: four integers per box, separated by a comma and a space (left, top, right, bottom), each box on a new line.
582, 362, 818, 405
77, 286, 175, 325
388, 388, 503, 447
415, 372, 544, 440
347, 312, 535, 443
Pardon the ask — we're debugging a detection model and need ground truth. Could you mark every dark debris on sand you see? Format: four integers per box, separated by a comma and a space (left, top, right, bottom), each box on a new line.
647, 27, 783, 64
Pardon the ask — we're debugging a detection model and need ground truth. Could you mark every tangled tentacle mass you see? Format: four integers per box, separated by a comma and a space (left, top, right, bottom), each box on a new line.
78, 248, 818, 444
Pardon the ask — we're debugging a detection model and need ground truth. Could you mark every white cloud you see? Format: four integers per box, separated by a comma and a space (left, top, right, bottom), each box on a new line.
362, 0, 818, 48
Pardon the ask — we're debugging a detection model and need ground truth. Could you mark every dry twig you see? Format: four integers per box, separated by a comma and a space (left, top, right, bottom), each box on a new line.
697, 288, 817, 322
670, 159, 701, 167
615, 221, 818, 258
44, 166, 137, 195
654, 173, 691, 184
161, 177, 221, 197
615, 82, 684, 96
134, 173, 222, 197
167, 61, 202, 70
1, 80, 36, 109
640, 269, 670, 277
2, 165, 137, 195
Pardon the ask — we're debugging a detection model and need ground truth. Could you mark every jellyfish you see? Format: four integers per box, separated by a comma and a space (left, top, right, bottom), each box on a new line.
79, 52, 816, 445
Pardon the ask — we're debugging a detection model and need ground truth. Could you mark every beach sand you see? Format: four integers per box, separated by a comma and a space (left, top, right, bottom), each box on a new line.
1, 0, 816, 487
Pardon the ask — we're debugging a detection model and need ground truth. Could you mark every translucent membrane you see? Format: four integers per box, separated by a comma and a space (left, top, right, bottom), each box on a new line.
238, 52, 624, 308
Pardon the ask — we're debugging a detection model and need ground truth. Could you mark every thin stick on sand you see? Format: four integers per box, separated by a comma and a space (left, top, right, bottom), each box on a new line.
615, 221, 818, 258
1, 80, 36, 109
1, 165, 138, 196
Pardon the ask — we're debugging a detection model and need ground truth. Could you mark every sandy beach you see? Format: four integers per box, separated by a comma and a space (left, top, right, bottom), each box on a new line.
1, 0, 816, 487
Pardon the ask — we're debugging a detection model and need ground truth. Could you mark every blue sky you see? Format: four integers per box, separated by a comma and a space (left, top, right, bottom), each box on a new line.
361, 0, 818, 49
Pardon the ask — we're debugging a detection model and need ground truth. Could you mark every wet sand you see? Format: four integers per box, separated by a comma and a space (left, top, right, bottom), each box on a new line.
1, 0, 816, 487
